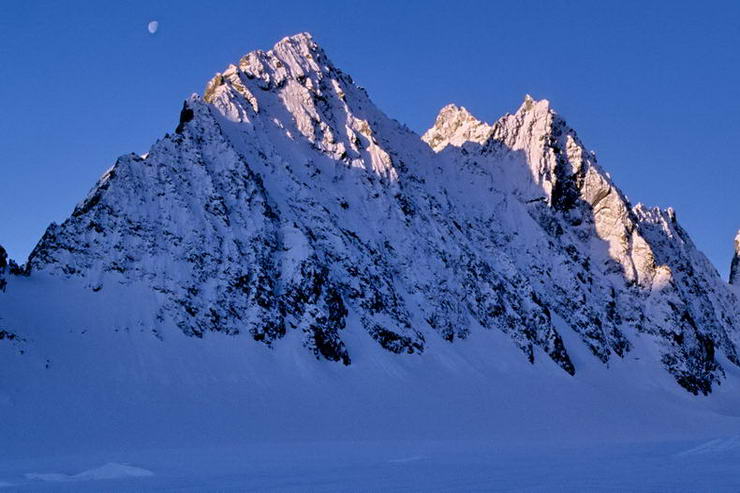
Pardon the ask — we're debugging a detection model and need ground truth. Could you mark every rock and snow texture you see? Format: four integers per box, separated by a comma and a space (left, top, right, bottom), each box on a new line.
0, 245, 7, 292
422, 103, 494, 151
9, 32, 740, 394
731, 231, 740, 286
0, 244, 20, 296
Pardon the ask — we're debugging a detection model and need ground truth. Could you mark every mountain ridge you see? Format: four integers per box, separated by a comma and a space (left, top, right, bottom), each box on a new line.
2, 32, 739, 395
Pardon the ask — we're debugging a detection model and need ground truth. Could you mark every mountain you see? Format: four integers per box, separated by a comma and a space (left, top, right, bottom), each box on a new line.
3, 33, 739, 398
4, 31, 740, 490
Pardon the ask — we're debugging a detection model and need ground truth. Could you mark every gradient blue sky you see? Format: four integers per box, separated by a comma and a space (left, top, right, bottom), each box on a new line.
1, 0, 739, 277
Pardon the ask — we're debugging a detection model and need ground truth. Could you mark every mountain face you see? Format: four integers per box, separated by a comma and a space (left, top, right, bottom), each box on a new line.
0, 246, 7, 292
0, 245, 20, 293
6, 33, 740, 394
731, 232, 740, 287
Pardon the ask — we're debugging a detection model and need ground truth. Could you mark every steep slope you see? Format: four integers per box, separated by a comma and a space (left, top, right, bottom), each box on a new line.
731, 231, 740, 286
0, 244, 21, 293
424, 101, 740, 394
7, 32, 740, 396
0, 245, 7, 292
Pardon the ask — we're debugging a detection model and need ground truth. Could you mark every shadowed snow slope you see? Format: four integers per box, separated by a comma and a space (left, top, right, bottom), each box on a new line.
2, 34, 740, 489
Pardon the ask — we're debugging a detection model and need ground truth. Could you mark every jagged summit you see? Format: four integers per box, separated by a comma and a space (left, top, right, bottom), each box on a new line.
274, 31, 316, 48
422, 95, 557, 153
4, 33, 740, 396
203, 32, 336, 104
422, 104, 492, 152
519, 93, 550, 112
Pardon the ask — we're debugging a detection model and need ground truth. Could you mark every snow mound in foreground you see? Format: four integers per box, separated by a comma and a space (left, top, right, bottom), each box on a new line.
25, 462, 154, 481
24, 463, 154, 483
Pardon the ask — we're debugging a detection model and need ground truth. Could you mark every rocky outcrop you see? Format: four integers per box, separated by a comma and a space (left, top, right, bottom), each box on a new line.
422, 104, 494, 152
0, 245, 20, 292
425, 97, 740, 393
23, 33, 740, 394
731, 231, 740, 286
0, 245, 7, 292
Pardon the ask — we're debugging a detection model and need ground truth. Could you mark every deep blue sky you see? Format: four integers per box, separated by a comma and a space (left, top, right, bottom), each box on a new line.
1, 0, 739, 277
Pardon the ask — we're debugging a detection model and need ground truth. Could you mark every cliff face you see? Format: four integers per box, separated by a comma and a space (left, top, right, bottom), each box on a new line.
731, 231, 740, 287
18, 33, 740, 394
0, 245, 7, 293
423, 100, 740, 394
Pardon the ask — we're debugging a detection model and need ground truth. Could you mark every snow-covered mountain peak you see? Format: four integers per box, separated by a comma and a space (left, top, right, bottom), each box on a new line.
517, 93, 551, 114
422, 104, 492, 152
203, 32, 337, 106
264, 31, 330, 75
422, 96, 557, 153
273, 31, 317, 50
9, 33, 740, 396
195, 32, 405, 180
248, 31, 327, 71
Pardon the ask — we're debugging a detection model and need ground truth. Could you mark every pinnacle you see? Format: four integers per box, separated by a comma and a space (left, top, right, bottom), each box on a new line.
205, 32, 331, 103
434, 104, 477, 125
731, 230, 740, 285
517, 94, 550, 114
271, 31, 323, 59
422, 104, 492, 151
275, 32, 315, 47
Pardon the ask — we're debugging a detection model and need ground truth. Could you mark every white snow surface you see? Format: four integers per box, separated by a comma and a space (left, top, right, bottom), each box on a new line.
2, 33, 740, 490
24, 463, 154, 482
2, 273, 740, 490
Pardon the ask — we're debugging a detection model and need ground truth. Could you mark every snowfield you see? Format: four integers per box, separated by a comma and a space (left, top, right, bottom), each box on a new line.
3, 440, 740, 491
2, 274, 740, 490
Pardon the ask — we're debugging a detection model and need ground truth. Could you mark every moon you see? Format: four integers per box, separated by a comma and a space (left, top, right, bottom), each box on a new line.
147, 21, 159, 34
